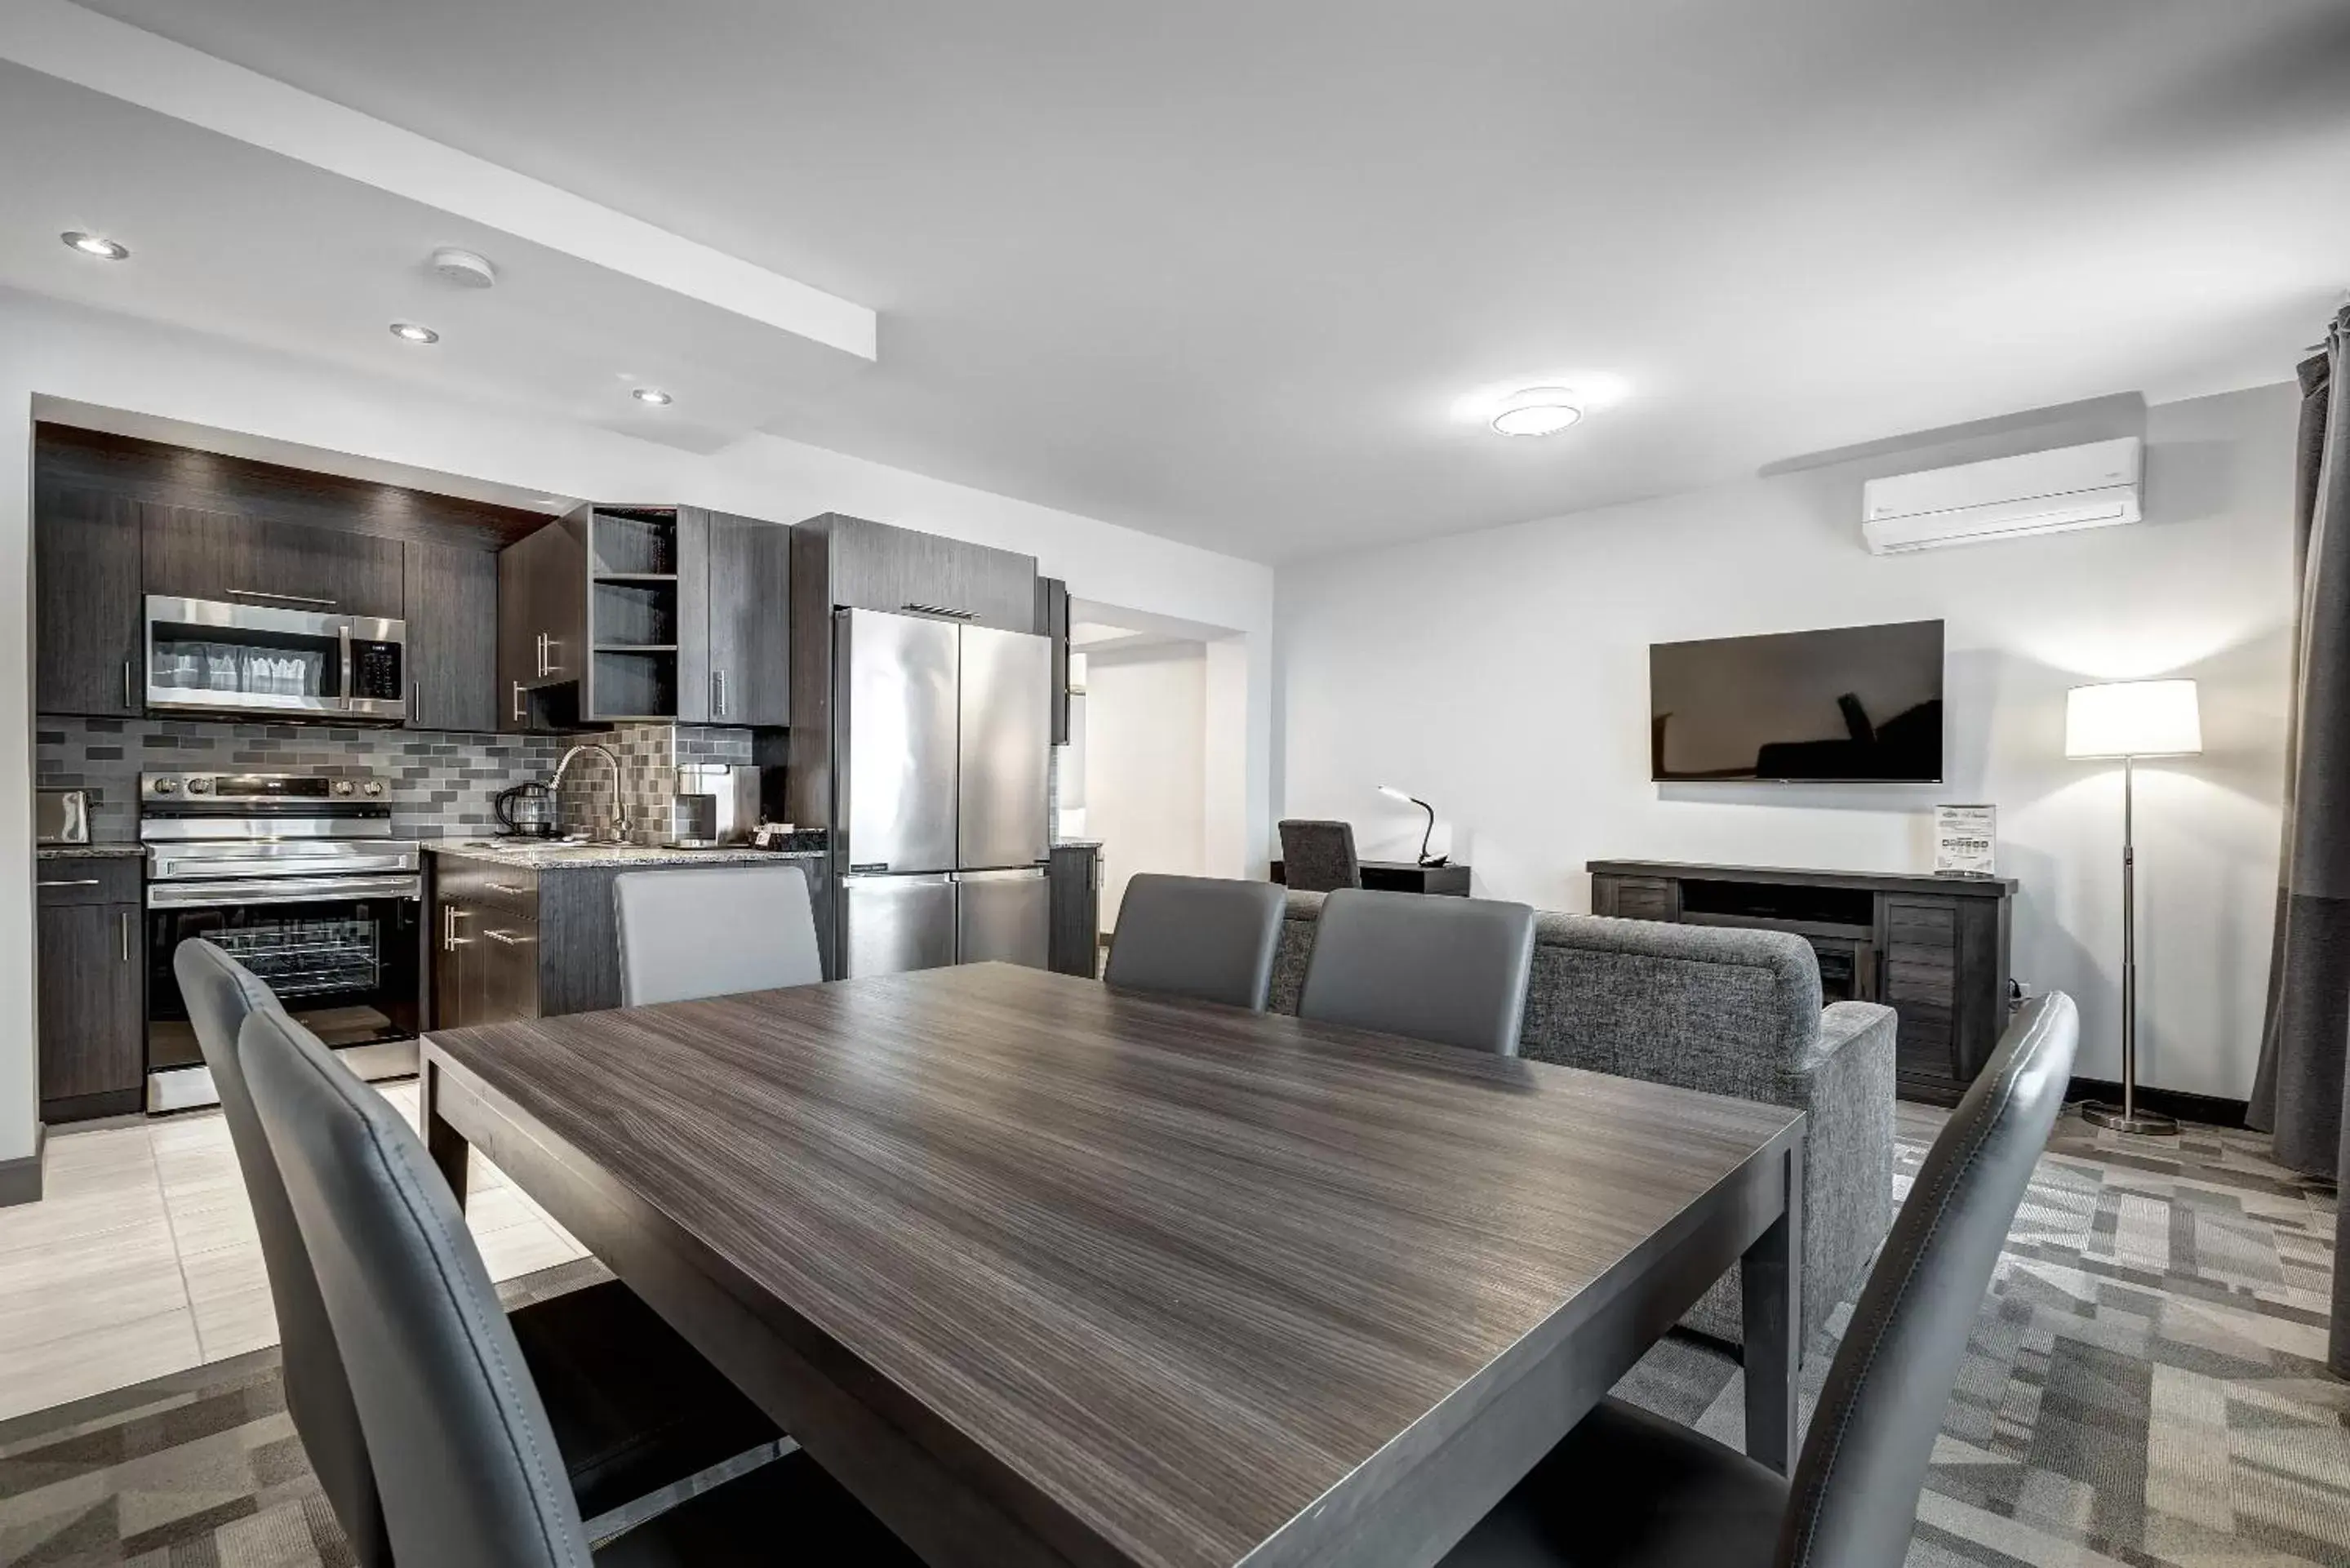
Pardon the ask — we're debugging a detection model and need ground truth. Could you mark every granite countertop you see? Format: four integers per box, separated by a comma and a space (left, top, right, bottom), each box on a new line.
37, 844, 145, 860
427, 840, 820, 871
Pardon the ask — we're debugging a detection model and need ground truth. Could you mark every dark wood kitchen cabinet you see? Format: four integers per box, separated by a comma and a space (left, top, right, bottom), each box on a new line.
1036, 575, 1072, 745
143, 504, 406, 620
404, 541, 500, 733
682, 510, 791, 726
501, 505, 790, 729
36, 860, 145, 1122
801, 513, 1037, 633
1048, 843, 1103, 978
34, 489, 146, 717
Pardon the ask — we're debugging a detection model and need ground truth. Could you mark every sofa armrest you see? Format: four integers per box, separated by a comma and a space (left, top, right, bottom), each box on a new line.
1684, 1000, 1896, 1351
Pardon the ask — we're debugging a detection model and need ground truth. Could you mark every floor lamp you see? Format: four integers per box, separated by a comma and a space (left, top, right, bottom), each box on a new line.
2064, 678, 2201, 1135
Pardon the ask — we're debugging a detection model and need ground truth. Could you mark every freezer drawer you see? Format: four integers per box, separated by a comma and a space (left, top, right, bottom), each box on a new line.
842, 873, 958, 977
837, 609, 959, 873
957, 868, 1049, 970
957, 624, 1052, 870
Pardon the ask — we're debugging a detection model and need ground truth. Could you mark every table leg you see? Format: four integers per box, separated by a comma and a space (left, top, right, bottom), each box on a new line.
1740, 1139, 1804, 1475
422, 1058, 470, 1210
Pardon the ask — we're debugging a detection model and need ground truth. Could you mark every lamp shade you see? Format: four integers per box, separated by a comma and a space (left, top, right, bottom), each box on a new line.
2065, 679, 2201, 759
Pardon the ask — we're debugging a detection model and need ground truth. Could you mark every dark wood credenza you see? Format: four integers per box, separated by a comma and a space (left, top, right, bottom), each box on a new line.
1587, 860, 2015, 1106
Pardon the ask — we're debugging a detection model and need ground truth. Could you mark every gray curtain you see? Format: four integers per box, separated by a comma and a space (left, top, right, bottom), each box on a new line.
2247, 304, 2349, 1375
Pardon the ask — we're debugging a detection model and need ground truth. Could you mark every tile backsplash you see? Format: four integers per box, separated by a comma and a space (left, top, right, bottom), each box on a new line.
37, 715, 761, 845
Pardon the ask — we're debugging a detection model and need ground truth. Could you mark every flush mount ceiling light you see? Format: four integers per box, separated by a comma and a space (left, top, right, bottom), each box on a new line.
631, 387, 673, 406
389, 322, 440, 344
1488, 387, 1585, 437
61, 231, 129, 260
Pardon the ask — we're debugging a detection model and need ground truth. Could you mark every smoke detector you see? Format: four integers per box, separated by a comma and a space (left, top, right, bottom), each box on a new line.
428, 247, 498, 290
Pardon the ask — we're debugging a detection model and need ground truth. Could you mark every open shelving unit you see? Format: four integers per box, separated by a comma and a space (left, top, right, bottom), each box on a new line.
586, 508, 682, 722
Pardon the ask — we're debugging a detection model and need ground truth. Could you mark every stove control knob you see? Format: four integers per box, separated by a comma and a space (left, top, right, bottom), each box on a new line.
152, 777, 179, 795
361, 780, 384, 797
186, 776, 212, 795
331, 780, 356, 797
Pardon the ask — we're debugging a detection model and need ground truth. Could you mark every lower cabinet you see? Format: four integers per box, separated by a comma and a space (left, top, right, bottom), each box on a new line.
37, 860, 145, 1122
1048, 844, 1103, 979
431, 855, 836, 1022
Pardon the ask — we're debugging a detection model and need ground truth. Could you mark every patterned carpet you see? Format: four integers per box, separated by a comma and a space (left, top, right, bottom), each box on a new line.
0, 1113, 2341, 1566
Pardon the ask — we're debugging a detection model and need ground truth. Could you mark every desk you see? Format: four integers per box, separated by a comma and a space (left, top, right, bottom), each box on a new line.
421, 963, 1803, 1567
1270, 857, 1473, 895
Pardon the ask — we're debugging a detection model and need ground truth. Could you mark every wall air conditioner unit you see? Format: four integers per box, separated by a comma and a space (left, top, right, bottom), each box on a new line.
1861, 437, 2142, 555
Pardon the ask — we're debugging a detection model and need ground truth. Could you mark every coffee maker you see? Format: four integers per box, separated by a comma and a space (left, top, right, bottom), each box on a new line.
671, 765, 762, 847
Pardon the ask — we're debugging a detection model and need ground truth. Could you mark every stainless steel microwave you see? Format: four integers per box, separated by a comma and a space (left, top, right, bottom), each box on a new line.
144, 595, 408, 722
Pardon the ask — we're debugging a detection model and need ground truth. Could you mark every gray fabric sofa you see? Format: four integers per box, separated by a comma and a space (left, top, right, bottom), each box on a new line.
1270, 891, 1895, 1353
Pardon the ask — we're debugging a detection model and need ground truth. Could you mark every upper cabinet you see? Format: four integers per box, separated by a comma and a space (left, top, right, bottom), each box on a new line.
142, 504, 406, 620
811, 513, 1037, 633
1036, 576, 1071, 745
685, 509, 792, 726
34, 489, 145, 717
403, 542, 500, 734
500, 505, 791, 731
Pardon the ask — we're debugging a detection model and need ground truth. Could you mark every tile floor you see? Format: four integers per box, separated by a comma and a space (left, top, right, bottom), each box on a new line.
0, 1079, 587, 1423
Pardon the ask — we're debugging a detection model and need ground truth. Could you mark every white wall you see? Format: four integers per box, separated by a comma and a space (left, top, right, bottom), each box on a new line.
1084, 642, 1210, 931
1277, 381, 2299, 1099
0, 289, 1275, 1164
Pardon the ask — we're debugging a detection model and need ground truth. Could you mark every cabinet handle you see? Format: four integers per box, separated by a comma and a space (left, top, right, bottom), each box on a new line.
712, 668, 727, 719
227, 588, 337, 607
483, 928, 535, 946
119, 910, 133, 963
485, 881, 532, 895
900, 602, 976, 620
535, 631, 549, 678
38, 877, 100, 888
512, 682, 526, 724
125, 659, 138, 710
442, 904, 471, 952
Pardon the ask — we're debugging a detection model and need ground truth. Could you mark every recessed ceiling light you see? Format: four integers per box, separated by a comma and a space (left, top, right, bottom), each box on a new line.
389, 322, 440, 344
1489, 388, 1585, 438
631, 387, 673, 406
61, 231, 129, 260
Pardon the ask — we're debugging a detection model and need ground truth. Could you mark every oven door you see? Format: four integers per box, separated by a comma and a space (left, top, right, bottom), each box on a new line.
146, 877, 423, 1111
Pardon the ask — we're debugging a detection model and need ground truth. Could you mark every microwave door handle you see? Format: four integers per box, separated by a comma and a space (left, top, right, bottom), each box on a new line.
338, 623, 354, 711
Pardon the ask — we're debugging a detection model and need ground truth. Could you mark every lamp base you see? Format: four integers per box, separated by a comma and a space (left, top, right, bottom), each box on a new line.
2079, 1101, 2179, 1136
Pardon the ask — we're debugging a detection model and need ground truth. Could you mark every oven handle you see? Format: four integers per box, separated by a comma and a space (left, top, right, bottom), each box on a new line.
148, 874, 422, 908
152, 854, 419, 879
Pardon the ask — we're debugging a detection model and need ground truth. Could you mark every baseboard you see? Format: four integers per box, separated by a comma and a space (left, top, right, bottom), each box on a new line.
2068, 1077, 2249, 1131
0, 1123, 44, 1209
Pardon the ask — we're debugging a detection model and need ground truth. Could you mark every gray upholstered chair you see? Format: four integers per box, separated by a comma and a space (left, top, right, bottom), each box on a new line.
238, 1004, 921, 1567
1103, 873, 1287, 1010
1297, 888, 1537, 1054
1438, 991, 2079, 1568
1277, 819, 1362, 893
615, 864, 824, 1006
175, 939, 778, 1562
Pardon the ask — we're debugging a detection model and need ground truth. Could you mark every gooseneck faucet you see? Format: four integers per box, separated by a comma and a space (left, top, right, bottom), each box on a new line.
549, 744, 628, 845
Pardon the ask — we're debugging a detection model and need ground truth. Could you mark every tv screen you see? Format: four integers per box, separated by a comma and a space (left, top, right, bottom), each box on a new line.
1649, 620, 1944, 783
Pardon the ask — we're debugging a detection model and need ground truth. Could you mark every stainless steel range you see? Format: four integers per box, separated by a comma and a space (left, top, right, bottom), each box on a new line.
142, 771, 423, 1113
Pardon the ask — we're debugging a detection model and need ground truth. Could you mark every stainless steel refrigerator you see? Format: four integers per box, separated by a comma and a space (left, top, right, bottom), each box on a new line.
834, 607, 1052, 975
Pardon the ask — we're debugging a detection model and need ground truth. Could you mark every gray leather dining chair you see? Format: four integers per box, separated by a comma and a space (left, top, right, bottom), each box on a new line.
175, 939, 779, 1564
1438, 991, 2080, 1568
1277, 819, 1362, 893
238, 1003, 922, 1567
1297, 888, 1537, 1055
1103, 873, 1288, 1010
614, 864, 824, 1006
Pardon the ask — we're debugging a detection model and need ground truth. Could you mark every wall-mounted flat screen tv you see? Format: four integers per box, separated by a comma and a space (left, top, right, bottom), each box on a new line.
1650, 620, 1944, 783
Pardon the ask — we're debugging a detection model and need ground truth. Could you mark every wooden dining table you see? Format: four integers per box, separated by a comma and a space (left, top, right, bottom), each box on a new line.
420, 962, 1806, 1568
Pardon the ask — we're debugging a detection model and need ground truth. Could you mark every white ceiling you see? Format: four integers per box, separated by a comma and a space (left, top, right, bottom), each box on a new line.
21, 1, 2350, 562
